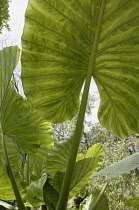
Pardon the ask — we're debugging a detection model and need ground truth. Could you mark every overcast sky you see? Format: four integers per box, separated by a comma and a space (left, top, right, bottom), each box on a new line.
1, 0, 28, 48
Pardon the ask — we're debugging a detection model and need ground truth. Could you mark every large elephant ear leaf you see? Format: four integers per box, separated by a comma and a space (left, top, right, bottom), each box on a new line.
22, 0, 139, 138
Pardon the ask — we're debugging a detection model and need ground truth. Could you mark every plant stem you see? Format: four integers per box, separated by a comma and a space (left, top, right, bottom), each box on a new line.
25, 154, 31, 210
2, 132, 26, 210
56, 1, 106, 209
26, 153, 30, 186
90, 182, 108, 210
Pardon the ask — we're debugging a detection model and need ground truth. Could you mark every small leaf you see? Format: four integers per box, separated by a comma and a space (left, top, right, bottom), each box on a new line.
91, 152, 139, 181
77, 143, 102, 161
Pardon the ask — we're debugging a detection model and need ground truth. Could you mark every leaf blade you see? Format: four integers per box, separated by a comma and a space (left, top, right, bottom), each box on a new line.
22, 0, 139, 137
91, 152, 139, 181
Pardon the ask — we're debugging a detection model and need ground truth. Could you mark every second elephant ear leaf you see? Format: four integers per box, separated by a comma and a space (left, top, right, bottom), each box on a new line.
0, 46, 41, 153
22, 0, 139, 138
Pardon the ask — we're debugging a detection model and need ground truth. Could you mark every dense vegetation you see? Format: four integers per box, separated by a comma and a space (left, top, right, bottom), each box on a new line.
53, 111, 139, 210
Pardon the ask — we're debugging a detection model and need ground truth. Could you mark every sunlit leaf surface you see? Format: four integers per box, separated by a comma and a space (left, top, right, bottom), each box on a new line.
22, 0, 139, 138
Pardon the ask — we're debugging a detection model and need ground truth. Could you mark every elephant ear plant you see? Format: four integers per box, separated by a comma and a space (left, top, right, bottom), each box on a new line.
21, 0, 139, 209
0, 46, 40, 209
1, 0, 139, 209
0, 46, 53, 209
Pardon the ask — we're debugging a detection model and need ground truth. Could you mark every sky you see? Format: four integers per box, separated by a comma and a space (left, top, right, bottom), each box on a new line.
1, 0, 28, 48
0, 0, 100, 123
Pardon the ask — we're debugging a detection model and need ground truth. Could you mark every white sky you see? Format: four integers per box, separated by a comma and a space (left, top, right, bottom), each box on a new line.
0, 0, 99, 123
1, 0, 28, 48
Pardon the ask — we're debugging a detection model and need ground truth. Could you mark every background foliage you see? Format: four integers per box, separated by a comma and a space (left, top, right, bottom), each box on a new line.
0, 0, 10, 33
53, 100, 139, 210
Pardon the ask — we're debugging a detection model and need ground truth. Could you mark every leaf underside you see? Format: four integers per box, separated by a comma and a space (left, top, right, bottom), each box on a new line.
91, 152, 139, 181
22, 0, 139, 138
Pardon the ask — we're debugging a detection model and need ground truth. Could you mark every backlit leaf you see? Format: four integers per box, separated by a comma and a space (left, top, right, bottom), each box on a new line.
22, 0, 139, 138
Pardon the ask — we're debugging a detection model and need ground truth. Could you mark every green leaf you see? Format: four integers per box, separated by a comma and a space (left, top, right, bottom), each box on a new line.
0, 46, 50, 201
69, 155, 102, 198
2, 84, 40, 153
80, 191, 109, 210
0, 46, 41, 153
43, 178, 59, 210
46, 138, 102, 174
22, 0, 139, 138
46, 137, 72, 174
91, 152, 139, 181
77, 143, 102, 161
48, 142, 102, 197
125, 197, 139, 210
52, 171, 65, 193
0, 157, 26, 200
29, 120, 53, 178
24, 174, 47, 207
0, 46, 20, 104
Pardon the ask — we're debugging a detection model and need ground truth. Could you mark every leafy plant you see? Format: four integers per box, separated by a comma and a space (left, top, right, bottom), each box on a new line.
21, 0, 139, 209
1, 0, 139, 209
0, 46, 53, 209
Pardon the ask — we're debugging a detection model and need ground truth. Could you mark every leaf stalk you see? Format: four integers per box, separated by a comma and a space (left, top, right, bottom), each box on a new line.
1, 131, 26, 210
90, 182, 108, 210
56, 1, 106, 209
